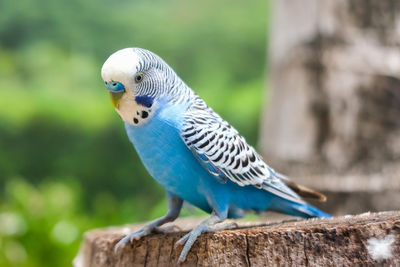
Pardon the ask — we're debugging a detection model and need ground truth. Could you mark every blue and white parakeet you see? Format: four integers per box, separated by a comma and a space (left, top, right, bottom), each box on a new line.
101, 48, 330, 263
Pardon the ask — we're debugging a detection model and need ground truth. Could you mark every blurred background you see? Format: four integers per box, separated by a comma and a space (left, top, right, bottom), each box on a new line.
0, 0, 269, 266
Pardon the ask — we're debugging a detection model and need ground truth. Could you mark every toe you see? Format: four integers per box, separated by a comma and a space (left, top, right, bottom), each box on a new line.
175, 233, 190, 248
177, 253, 187, 264
114, 229, 145, 253
160, 224, 182, 233
114, 235, 130, 254
210, 221, 238, 232
177, 235, 196, 263
129, 230, 144, 241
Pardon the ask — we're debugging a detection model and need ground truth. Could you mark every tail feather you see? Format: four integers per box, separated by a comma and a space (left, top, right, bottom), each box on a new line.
270, 200, 331, 219
291, 203, 332, 218
276, 173, 327, 202
284, 180, 327, 202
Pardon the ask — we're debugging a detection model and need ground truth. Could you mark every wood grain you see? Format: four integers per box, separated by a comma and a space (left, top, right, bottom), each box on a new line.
74, 211, 400, 266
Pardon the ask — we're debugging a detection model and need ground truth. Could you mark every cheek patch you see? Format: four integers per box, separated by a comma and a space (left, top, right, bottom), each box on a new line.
135, 95, 154, 108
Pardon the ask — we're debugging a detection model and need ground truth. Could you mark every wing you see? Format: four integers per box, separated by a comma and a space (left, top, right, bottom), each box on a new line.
180, 96, 305, 204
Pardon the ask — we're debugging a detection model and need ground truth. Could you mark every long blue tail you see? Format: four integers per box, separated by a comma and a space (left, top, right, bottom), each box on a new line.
271, 200, 331, 218
291, 203, 331, 218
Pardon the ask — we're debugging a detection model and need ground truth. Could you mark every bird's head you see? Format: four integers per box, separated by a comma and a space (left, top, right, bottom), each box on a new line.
101, 48, 185, 126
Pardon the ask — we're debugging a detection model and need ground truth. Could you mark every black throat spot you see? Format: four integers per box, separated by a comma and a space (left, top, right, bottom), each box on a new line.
141, 111, 149, 119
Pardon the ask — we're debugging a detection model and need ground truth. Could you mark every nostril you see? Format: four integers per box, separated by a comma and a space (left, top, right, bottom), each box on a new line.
106, 81, 125, 92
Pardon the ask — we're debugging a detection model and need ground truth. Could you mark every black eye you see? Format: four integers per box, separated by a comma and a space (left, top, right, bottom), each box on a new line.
134, 73, 144, 83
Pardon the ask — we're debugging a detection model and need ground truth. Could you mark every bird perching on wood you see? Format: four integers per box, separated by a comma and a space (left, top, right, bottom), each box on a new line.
101, 48, 330, 263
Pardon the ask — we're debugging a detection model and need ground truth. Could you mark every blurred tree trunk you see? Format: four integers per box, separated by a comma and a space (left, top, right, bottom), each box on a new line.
260, 0, 400, 213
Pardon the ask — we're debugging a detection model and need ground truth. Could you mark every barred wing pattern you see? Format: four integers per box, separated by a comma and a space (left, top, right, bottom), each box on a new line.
181, 96, 304, 204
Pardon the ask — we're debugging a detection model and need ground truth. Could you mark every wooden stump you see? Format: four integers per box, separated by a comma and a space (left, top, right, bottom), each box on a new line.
74, 211, 400, 267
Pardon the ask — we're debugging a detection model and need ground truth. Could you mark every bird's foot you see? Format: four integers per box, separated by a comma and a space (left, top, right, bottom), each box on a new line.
175, 221, 238, 263
114, 224, 181, 253
157, 224, 182, 233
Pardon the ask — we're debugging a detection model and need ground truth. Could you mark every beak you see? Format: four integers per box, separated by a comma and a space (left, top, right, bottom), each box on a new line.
109, 91, 124, 108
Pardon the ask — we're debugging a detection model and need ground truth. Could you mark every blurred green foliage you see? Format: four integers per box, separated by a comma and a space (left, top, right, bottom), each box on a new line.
0, 0, 269, 266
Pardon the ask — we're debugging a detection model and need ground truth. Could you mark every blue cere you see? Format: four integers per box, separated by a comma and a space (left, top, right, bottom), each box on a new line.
105, 81, 125, 92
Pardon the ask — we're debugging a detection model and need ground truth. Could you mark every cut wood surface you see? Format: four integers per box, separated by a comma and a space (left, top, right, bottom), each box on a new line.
74, 211, 400, 267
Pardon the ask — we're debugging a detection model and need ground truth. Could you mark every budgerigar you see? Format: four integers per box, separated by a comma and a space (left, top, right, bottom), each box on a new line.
101, 48, 330, 263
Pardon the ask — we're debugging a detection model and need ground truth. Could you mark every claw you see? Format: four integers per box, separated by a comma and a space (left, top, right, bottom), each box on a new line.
114, 235, 130, 254
177, 254, 186, 264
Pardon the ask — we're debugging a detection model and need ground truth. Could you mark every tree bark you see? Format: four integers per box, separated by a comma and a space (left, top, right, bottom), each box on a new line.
261, 0, 400, 169
259, 0, 400, 214
74, 211, 400, 267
